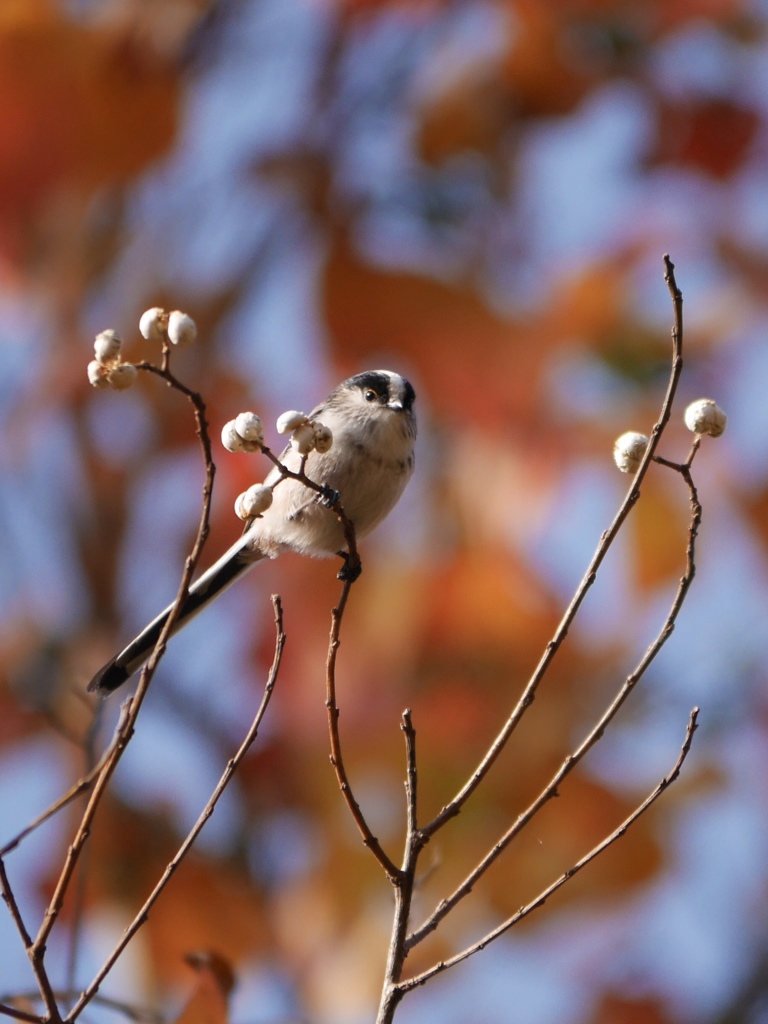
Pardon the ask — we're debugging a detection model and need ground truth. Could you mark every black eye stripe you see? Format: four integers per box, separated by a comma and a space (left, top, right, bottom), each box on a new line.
351, 372, 388, 401
338, 370, 416, 411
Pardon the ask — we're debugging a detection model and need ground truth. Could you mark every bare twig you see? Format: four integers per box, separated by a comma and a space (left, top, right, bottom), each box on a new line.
0, 991, 164, 1024
397, 708, 699, 995
0, 856, 59, 1021
8, 357, 217, 1020
0, 707, 134, 1017
66, 718, 99, 993
0, 859, 32, 950
406, 256, 695, 948
0, 1003, 42, 1024
325, 582, 400, 880
407, 445, 702, 947
371, 257, 702, 1023
402, 711, 418, 840
374, 712, 420, 1024
65, 597, 285, 1022
420, 255, 685, 841
0, 705, 132, 858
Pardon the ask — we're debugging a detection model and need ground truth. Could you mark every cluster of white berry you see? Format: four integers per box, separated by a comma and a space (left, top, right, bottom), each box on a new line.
87, 308, 197, 391
221, 408, 334, 521
221, 412, 265, 454
87, 330, 137, 391
275, 410, 333, 455
614, 398, 727, 474
139, 307, 197, 347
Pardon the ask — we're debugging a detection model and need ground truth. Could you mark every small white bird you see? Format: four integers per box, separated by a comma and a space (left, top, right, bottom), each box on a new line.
88, 370, 417, 695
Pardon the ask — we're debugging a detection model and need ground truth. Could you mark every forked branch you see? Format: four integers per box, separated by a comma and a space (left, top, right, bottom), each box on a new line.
407, 441, 702, 948
397, 708, 699, 997
420, 255, 684, 841
368, 255, 705, 1024
65, 597, 286, 1022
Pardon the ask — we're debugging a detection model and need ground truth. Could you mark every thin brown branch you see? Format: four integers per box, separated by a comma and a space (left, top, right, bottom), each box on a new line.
0, 1003, 42, 1024
24, 360, 216, 1018
65, 597, 285, 1023
65, 717, 99, 994
325, 581, 400, 881
0, 991, 163, 1024
0, 858, 58, 1021
375, 712, 421, 1024
402, 711, 418, 839
399, 708, 699, 995
653, 434, 702, 475
408, 422, 703, 949
0, 858, 32, 949
420, 254, 685, 841
0, 705, 132, 858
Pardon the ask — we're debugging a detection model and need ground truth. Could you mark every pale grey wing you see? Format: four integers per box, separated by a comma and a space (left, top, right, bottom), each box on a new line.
88, 534, 263, 695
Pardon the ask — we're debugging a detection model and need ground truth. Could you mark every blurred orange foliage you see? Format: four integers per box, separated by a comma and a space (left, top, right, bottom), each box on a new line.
0, 0, 757, 1021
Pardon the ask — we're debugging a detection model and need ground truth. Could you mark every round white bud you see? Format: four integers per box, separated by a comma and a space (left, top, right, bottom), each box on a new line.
241, 484, 273, 518
167, 310, 197, 347
312, 420, 333, 454
613, 431, 649, 474
107, 362, 138, 390
234, 492, 250, 520
94, 329, 122, 366
235, 412, 264, 444
276, 410, 308, 434
291, 422, 317, 455
87, 359, 110, 388
684, 398, 727, 438
139, 307, 166, 341
221, 420, 247, 453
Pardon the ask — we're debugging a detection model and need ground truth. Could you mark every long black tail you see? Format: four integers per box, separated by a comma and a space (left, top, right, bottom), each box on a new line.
88, 539, 262, 695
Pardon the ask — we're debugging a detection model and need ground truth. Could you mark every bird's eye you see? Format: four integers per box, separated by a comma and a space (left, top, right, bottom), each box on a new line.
364, 388, 378, 402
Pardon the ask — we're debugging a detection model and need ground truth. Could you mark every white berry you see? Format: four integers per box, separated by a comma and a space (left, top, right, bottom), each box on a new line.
235, 412, 264, 444
613, 431, 649, 474
222, 420, 246, 453
240, 484, 273, 518
291, 422, 316, 455
167, 310, 197, 347
87, 360, 110, 388
94, 329, 122, 366
684, 398, 727, 438
139, 307, 166, 341
277, 410, 308, 434
107, 363, 138, 390
312, 421, 333, 454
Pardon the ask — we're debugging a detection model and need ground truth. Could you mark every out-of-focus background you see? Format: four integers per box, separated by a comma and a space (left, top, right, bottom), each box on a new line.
1, 1, 766, 1022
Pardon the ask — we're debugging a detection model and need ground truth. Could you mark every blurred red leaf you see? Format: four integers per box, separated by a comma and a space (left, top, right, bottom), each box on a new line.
652, 97, 758, 179
593, 992, 673, 1024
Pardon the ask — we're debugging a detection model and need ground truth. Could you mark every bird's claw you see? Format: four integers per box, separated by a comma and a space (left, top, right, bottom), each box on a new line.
317, 485, 341, 509
337, 551, 362, 582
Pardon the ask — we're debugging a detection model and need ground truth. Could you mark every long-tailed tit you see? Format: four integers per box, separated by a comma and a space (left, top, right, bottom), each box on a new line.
88, 370, 416, 695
